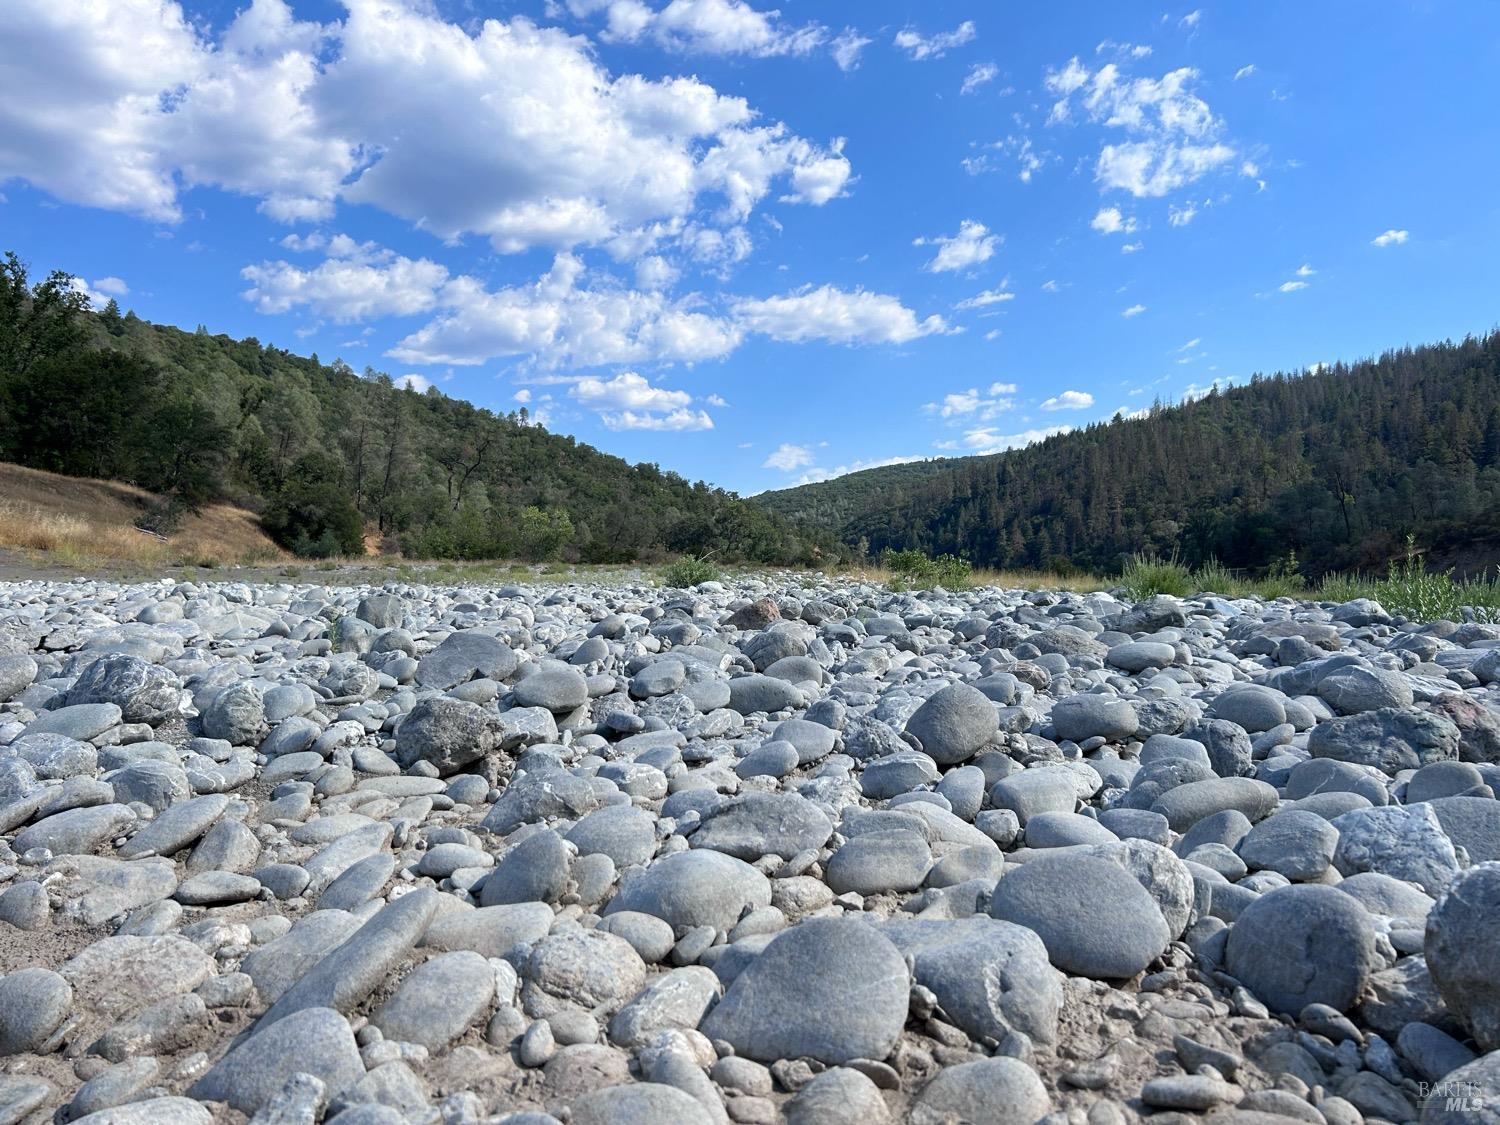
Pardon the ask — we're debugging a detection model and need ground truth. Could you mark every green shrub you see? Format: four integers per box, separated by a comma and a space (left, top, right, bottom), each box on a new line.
1371, 540, 1500, 622
1190, 558, 1235, 595
1316, 538, 1500, 623
884, 549, 973, 591
1317, 572, 1366, 603
661, 554, 720, 587
1045, 555, 1080, 578
1121, 552, 1192, 599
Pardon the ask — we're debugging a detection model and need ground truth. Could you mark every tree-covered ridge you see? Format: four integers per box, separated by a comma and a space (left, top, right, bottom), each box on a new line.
757, 333, 1500, 576
757, 457, 974, 534
0, 252, 832, 563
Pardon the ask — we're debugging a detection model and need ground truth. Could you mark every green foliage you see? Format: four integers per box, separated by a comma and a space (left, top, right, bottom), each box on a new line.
514, 506, 574, 562
1190, 558, 1235, 595
1358, 537, 1500, 623
1316, 572, 1366, 603
1045, 555, 1081, 578
263, 451, 364, 558
885, 549, 973, 591
758, 334, 1500, 578
1122, 553, 1193, 599
0, 249, 835, 566
1253, 551, 1309, 600
661, 554, 720, 588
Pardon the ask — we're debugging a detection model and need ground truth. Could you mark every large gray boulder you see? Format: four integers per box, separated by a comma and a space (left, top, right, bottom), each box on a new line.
606, 849, 771, 934
904, 683, 999, 765
1225, 884, 1377, 1014
67, 653, 181, 726
1309, 708, 1460, 773
700, 917, 910, 1064
988, 852, 1169, 979
1425, 861, 1500, 1052
394, 697, 499, 775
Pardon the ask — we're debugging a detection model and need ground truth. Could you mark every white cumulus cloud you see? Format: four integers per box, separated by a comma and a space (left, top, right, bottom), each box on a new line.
915, 220, 999, 273
1045, 57, 1241, 198
1090, 206, 1138, 235
241, 238, 449, 322
961, 63, 999, 94
0, 0, 850, 259
936, 425, 1072, 454
732, 285, 948, 344
893, 20, 976, 60
1041, 390, 1094, 410
925, 386, 1015, 420
1372, 229, 1409, 247
568, 370, 714, 430
763, 442, 815, 471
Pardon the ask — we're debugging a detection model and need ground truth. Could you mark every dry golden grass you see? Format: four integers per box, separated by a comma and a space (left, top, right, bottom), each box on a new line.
830, 563, 1110, 592
0, 462, 285, 569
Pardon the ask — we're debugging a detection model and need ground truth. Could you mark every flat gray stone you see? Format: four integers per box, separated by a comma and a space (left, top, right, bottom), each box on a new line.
192, 1006, 362, 1115
61, 935, 215, 1021
690, 792, 832, 862
415, 631, 518, 690
422, 902, 555, 959
15, 803, 137, 856
258, 889, 440, 1029
118, 794, 229, 859
28, 702, 122, 740
373, 950, 495, 1052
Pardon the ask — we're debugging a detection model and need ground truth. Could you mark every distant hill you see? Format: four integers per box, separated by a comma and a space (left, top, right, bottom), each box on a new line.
755, 333, 1500, 577
757, 457, 970, 531
0, 251, 831, 564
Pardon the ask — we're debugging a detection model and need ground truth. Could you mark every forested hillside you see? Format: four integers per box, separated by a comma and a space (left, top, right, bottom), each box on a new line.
758, 333, 1500, 576
0, 253, 831, 563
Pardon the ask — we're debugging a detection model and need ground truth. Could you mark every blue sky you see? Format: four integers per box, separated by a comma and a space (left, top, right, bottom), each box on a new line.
3, 1, 1498, 494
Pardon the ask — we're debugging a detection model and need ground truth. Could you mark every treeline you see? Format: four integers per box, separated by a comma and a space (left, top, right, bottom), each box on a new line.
0, 252, 833, 563
758, 333, 1500, 577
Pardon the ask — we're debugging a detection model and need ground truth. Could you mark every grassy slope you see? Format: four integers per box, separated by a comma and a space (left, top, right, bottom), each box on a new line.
0, 461, 285, 569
